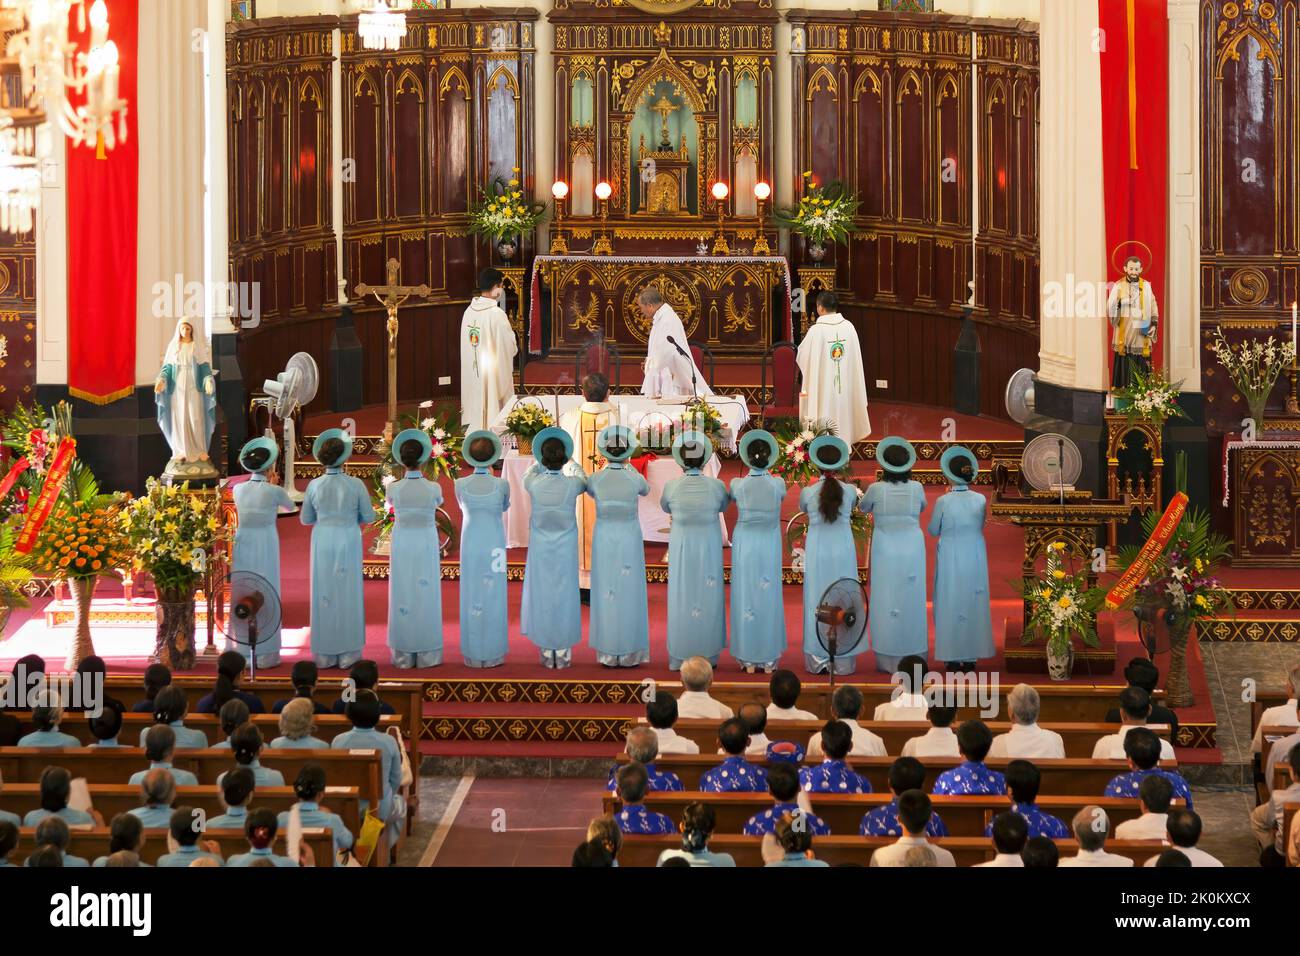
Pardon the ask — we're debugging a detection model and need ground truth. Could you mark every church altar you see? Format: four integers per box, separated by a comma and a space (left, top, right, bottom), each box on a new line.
1222, 439, 1300, 566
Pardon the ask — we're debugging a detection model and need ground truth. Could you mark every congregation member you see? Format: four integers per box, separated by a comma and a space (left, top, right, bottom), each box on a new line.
560, 373, 624, 600
1263, 723, 1300, 795
23, 767, 99, 828
72, 656, 126, 715
93, 815, 147, 867
676, 656, 733, 719
0, 821, 15, 867
279, 764, 355, 864
223, 723, 285, 788
385, 428, 445, 669
1022, 836, 1060, 868
213, 699, 250, 750
796, 292, 872, 443
762, 813, 830, 867
800, 721, 870, 793
728, 430, 787, 672
860, 438, 928, 673
1154, 849, 1191, 867
1252, 662, 1300, 753
989, 760, 1069, 839
521, 426, 588, 669
158, 807, 224, 867
975, 811, 1028, 867
1113, 774, 1174, 840
799, 435, 861, 674
874, 654, 930, 721
661, 431, 730, 668
933, 720, 1006, 795
332, 690, 405, 834
197, 650, 265, 714
455, 431, 511, 668
901, 705, 960, 758
1103, 727, 1193, 810
1143, 809, 1221, 867
929, 446, 994, 670
0, 800, 15, 829
808, 685, 886, 759
869, 791, 955, 867
1104, 658, 1179, 741
329, 660, 396, 716
861, 757, 948, 837
17, 697, 80, 748
571, 840, 616, 867
1092, 686, 1176, 761
606, 726, 684, 792
227, 809, 301, 867
743, 763, 830, 836
736, 702, 772, 756
28, 817, 89, 867
141, 685, 209, 749
131, 725, 200, 787
133, 663, 172, 714
586, 425, 651, 666
585, 816, 622, 866
272, 661, 329, 715
656, 802, 736, 867
231, 436, 294, 668
207, 767, 256, 830
301, 428, 376, 670
766, 669, 818, 721
1058, 807, 1134, 867
129, 768, 178, 828
459, 268, 517, 433
612, 763, 675, 836
645, 694, 698, 755
988, 684, 1065, 759
700, 717, 768, 792
1252, 745, 1300, 866
88, 705, 123, 748
272, 698, 329, 749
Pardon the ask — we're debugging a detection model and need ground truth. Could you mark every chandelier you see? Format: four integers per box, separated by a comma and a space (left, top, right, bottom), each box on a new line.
358, 1, 407, 51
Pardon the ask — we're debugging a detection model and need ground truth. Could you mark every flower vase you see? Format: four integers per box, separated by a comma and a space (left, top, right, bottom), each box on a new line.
1045, 637, 1074, 681
806, 241, 827, 263
1247, 397, 1268, 431
496, 239, 518, 264
1164, 612, 1195, 708
517, 437, 533, 457
155, 584, 197, 671
65, 576, 98, 670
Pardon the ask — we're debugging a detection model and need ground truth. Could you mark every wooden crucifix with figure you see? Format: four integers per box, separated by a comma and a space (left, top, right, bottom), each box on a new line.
356, 258, 432, 441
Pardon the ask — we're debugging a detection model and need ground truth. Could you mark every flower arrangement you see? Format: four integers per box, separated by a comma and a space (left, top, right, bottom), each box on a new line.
1117, 506, 1234, 628
774, 172, 859, 246
1210, 328, 1297, 427
0, 400, 91, 518
119, 480, 224, 594
374, 409, 464, 483
1113, 368, 1189, 428
680, 398, 723, 450
1019, 543, 1104, 661
503, 403, 556, 455
0, 519, 33, 633
32, 494, 131, 582
468, 168, 547, 243
768, 418, 837, 486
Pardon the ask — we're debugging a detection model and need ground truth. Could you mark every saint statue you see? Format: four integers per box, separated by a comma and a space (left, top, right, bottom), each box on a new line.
1108, 255, 1159, 392
154, 317, 218, 479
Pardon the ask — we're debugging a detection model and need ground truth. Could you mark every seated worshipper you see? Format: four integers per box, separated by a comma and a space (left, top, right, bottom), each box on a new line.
1092, 686, 1176, 761
929, 446, 994, 670
869, 790, 956, 867
606, 726, 684, 792
273, 660, 330, 715
1263, 724, 1300, 797
1022, 835, 1060, 868
1252, 662, 1300, 754
272, 697, 329, 749
800, 720, 871, 793
613, 763, 676, 836
301, 429, 376, 669
521, 427, 588, 669
861, 757, 950, 837
932, 720, 1006, 795
586, 424, 651, 665
645, 694, 699, 755
128, 768, 178, 828
130, 725, 200, 787
638, 285, 714, 399
329, 659, 397, 716
767, 669, 819, 721
1154, 849, 1191, 867
975, 811, 1028, 867
988, 684, 1065, 759
1103, 658, 1179, 741
743, 762, 831, 836
902, 846, 936, 867
213, 698, 250, 750
701, 718, 769, 793
728, 429, 787, 673
385, 429, 446, 669
860, 437, 928, 673
1253, 745, 1300, 866
72, 656, 126, 715
196, 650, 266, 714
796, 293, 872, 443
799, 435, 862, 675
106, 851, 144, 867
207, 767, 256, 831
988, 760, 1069, 839
657, 802, 737, 867
901, 705, 960, 758
23, 766, 100, 828
222, 723, 285, 788
0, 821, 15, 867
586, 815, 623, 867
231, 436, 294, 668
140, 685, 210, 749
736, 702, 772, 756
17, 698, 81, 748
676, 656, 734, 719
88, 704, 124, 748
1058, 807, 1135, 867
808, 685, 887, 759
572, 839, 615, 867
133, 663, 172, 714
455, 430, 511, 668
762, 813, 830, 868
157, 806, 224, 867
661, 432, 730, 669
93, 815, 146, 867
28, 817, 89, 867
226, 808, 301, 867
1114, 773, 1174, 841
332, 690, 404, 831
1143, 809, 1222, 868
562, 375, 626, 603
279, 764, 355, 864
1103, 727, 1193, 810
874, 654, 931, 721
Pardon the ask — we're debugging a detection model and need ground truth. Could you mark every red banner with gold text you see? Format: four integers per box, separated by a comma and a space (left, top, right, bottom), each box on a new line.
1104, 491, 1187, 610
14, 439, 77, 554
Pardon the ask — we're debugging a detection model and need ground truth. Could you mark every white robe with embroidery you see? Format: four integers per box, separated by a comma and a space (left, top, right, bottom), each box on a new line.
641, 303, 714, 399
460, 296, 518, 433
796, 312, 871, 442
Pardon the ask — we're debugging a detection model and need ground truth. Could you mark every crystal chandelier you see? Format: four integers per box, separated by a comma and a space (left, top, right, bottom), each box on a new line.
358, 1, 407, 52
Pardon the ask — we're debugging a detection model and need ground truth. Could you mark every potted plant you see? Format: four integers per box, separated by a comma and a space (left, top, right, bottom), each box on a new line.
502, 403, 554, 457
1112, 368, 1189, 428
369, 409, 463, 556
468, 167, 547, 263
775, 172, 859, 262
1019, 542, 1105, 680
1210, 328, 1297, 430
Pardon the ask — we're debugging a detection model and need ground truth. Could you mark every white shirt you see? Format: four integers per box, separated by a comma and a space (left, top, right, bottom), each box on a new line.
1254, 699, 1300, 752
901, 727, 960, 758
1059, 848, 1135, 867
676, 691, 734, 720
1091, 724, 1176, 761
1257, 781, 1300, 853
807, 718, 888, 759
1114, 813, 1168, 841
869, 835, 956, 868
873, 694, 928, 722
767, 704, 819, 722
1142, 845, 1223, 868
988, 723, 1066, 760
1264, 731, 1300, 793
651, 727, 700, 755
974, 852, 1024, 868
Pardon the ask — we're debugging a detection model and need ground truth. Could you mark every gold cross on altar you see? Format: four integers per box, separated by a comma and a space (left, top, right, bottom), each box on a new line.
355, 257, 432, 441
649, 92, 680, 149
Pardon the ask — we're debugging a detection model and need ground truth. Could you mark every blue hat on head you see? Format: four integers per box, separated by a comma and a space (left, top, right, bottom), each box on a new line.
238, 436, 279, 475
808, 434, 850, 473
393, 428, 433, 468
740, 429, 779, 471
765, 740, 807, 764
462, 430, 503, 468
311, 428, 354, 466
671, 430, 713, 471
532, 426, 573, 468
940, 445, 977, 486
877, 436, 917, 475
597, 425, 638, 463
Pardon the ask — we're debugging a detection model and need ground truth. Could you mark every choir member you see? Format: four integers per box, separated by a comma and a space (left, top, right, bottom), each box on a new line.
587, 425, 651, 667
455, 431, 511, 668
385, 428, 445, 669
231, 437, 294, 668
799, 435, 861, 674
930, 445, 993, 670
728, 429, 787, 673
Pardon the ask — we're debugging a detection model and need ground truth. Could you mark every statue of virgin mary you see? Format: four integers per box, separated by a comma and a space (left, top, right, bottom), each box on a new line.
154, 317, 218, 479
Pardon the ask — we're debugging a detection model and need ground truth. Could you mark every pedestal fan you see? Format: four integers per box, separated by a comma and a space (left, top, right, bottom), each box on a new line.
257, 352, 319, 504
814, 577, 869, 687
217, 571, 282, 679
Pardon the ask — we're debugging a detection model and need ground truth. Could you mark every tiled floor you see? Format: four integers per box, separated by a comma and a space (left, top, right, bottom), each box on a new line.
1200, 642, 1296, 767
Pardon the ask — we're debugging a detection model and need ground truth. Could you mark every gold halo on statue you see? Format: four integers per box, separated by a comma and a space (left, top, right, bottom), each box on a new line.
1110, 240, 1153, 276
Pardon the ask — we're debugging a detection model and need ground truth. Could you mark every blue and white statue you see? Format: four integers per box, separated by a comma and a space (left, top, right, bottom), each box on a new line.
154, 317, 218, 480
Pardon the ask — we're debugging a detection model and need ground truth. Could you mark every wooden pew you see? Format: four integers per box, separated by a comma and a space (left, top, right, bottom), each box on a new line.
618, 834, 1170, 867
1249, 690, 1294, 746
1281, 801, 1300, 866
12, 827, 335, 867
6, 711, 403, 750
612, 753, 1175, 794
602, 792, 1168, 837
0, 784, 362, 840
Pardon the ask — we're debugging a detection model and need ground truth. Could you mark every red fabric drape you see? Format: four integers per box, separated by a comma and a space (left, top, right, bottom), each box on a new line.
67, 0, 139, 405
1098, 0, 1168, 369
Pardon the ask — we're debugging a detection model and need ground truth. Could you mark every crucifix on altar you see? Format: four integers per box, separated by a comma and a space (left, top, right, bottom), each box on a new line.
355, 258, 432, 442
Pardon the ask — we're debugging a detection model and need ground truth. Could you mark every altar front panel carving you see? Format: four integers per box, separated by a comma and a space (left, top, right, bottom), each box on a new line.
1230, 444, 1300, 566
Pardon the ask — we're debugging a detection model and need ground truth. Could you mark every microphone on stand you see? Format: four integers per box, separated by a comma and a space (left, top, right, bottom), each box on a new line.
665, 336, 699, 400
665, 335, 689, 358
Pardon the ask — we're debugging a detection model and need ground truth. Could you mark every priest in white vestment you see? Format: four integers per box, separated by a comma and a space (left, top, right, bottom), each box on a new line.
559, 371, 627, 593
460, 269, 518, 433
796, 292, 871, 443
637, 286, 713, 399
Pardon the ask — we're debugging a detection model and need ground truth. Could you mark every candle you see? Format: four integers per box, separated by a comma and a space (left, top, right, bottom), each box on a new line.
1293, 301, 1298, 351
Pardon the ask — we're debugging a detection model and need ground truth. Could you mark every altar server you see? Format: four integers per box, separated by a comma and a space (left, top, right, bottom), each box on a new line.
455, 431, 512, 668
460, 269, 518, 432
587, 425, 651, 667
560, 373, 625, 595
796, 292, 871, 443
231, 438, 294, 668
385, 429, 445, 669
929, 446, 994, 669
800, 436, 863, 675
660, 431, 731, 668
301, 429, 375, 670
860, 437, 928, 673
522, 427, 588, 668
729, 430, 788, 673
638, 286, 714, 399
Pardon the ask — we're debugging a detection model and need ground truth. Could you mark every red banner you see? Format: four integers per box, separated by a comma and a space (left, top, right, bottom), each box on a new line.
15, 439, 77, 554
67, 0, 139, 405
1104, 491, 1187, 609
1098, 0, 1167, 368
0, 457, 31, 502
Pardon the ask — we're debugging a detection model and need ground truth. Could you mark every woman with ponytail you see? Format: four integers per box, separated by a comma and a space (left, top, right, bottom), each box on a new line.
196, 650, 265, 715
930, 447, 994, 670
655, 802, 736, 867
799, 436, 863, 674
276, 763, 354, 865
140, 685, 208, 749
222, 723, 285, 788
385, 429, 445, 669
231, 437, 294, 668
226, 808, 301, 867
729, 430, 787, 673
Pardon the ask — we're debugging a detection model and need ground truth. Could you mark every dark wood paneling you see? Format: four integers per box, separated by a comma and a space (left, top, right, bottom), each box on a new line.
0, 227, 36, 412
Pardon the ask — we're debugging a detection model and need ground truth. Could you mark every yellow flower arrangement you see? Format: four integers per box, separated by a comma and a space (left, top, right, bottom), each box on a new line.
120, 479, 226, 593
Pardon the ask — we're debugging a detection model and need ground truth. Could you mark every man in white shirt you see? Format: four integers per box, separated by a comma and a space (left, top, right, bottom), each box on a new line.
808, 685, 887, 759
1142, 809, 1222, 867
989, 684, 1065, 759
1264, 728, 1300, 795
1252, 664, 1300, 753
975, 811, 1028, 867
901, 705, 960, 758
645, 694, 699, 755
1092, 686, 1175, 761
1114, 773, 1173, 841
869, 791, 956, 867
637, 286, 713, 399
874, 654, 930, 721
1252, 746, 1300, 865
675, 657, 733, 720
766, 669, 818, 721
733, 702, 772, 757
1058, 807, 1135, 867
